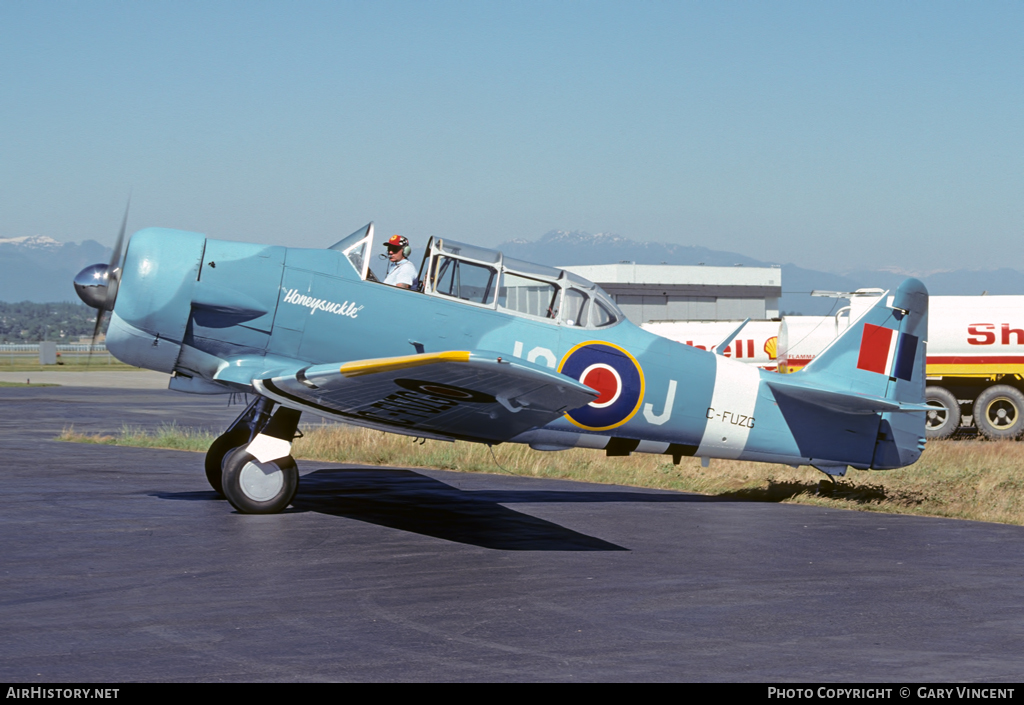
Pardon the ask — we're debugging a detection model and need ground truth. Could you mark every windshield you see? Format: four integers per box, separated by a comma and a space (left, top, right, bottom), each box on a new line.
329, 223, 374, 278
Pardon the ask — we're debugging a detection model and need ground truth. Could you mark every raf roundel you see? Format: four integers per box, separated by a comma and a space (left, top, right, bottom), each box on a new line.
557, 342, 645, 431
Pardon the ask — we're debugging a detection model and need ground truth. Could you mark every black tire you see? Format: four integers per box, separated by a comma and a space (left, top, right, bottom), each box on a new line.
205, 428, 250, 497
974, 385, 1024, 441
925, 386, 960, 440
221, 451, 299, 514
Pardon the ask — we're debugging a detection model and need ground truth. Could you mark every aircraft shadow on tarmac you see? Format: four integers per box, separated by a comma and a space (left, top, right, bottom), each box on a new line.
154, 466, 716, 551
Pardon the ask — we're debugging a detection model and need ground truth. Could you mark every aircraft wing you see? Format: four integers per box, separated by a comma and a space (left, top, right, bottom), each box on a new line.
252, 350, 599, 443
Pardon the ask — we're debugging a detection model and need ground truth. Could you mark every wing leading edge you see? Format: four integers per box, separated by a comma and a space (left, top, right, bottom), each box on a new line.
253, 350, 599, 444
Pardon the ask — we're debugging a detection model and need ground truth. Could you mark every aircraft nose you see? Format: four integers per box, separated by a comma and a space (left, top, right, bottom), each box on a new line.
74, 263, 114, 310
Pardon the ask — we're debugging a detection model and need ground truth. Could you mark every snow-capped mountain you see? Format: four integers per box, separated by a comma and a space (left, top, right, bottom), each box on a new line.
0, 235, 65, 249
0, 236, 112, 302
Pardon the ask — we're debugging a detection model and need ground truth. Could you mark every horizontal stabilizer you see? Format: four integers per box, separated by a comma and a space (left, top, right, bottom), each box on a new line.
767, 378, 932, 415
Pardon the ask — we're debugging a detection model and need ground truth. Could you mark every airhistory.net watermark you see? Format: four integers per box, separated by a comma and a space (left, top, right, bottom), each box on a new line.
6, 689, 118, 699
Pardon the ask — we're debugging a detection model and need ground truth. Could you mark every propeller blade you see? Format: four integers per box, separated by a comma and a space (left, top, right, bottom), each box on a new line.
109, 193, 131, 274
88, 195, 131, 367
87, 310, 107, 366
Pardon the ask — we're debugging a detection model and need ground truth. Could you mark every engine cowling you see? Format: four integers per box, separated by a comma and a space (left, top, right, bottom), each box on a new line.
106, 228, 206, 373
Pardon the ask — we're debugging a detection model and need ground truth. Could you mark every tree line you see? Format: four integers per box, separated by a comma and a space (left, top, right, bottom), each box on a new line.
0, 302, 105, 343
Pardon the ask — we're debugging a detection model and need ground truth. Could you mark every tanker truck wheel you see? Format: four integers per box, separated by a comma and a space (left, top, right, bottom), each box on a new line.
974, 385, 1024, 441
925, 386, 960, 440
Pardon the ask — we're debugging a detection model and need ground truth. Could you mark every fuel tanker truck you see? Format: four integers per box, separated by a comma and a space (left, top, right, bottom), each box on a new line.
640, 319, 783, 371
643, 292, 1024, 441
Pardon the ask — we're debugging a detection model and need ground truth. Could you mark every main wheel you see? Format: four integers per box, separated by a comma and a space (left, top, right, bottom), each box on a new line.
925, 386, 960, 440
221, 451, 299, 514
205, 428, 250, 497
974, 385, 1024, 440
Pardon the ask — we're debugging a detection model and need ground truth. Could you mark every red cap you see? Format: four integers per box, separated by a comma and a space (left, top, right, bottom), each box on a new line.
383, 235, 408, 248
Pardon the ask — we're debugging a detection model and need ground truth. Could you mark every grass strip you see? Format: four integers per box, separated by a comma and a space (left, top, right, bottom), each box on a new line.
0, 363, 142, 372
0, 354, 142, 372
58, 423, 1024, 526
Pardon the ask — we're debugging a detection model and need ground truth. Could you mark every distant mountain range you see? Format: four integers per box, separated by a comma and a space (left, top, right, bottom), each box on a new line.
498, 230, 1024, 315
0, 236, 111, 303
3, 231, 1022, 315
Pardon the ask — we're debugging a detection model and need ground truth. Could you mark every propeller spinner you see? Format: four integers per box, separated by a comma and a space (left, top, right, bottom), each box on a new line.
73, 198, 131, 350
73, 262, 116, 310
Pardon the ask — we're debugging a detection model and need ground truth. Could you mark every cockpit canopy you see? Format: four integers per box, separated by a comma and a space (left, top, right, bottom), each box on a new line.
330, 224, 622, 329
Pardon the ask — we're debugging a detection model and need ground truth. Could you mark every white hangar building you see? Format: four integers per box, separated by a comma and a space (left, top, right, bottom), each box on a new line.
559, 263, 782, 325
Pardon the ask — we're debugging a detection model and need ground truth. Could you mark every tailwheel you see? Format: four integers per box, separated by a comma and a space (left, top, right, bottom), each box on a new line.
222, 451, 299, 514
205, 428, 251, 497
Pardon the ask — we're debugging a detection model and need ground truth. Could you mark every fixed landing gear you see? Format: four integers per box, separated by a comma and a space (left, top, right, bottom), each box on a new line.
205, 427, 250, 497
205, 397, 302, 513
222, 451, 298, 515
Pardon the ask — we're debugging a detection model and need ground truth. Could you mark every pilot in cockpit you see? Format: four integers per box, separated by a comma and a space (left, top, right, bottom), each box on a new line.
382, 235, 419, 290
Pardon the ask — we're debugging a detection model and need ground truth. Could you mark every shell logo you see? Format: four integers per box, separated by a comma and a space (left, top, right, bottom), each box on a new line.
557, 341, 645, 431
764, 336, 778, 361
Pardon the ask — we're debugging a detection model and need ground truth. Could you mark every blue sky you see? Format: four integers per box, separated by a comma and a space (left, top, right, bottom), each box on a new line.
1, 1, 1021, 272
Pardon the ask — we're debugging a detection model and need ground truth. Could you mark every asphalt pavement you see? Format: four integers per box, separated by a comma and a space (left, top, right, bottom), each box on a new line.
2, 384, 1023, 682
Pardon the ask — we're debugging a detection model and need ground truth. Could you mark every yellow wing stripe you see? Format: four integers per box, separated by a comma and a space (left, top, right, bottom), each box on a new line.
339, 351, 472, 378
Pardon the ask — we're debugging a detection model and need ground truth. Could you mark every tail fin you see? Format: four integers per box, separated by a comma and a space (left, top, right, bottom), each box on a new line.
803, 278, 928, 402
767, 278, 929, 469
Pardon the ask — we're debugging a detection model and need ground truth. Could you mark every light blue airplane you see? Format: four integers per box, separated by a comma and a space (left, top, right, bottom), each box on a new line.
74, 218, 930, 514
